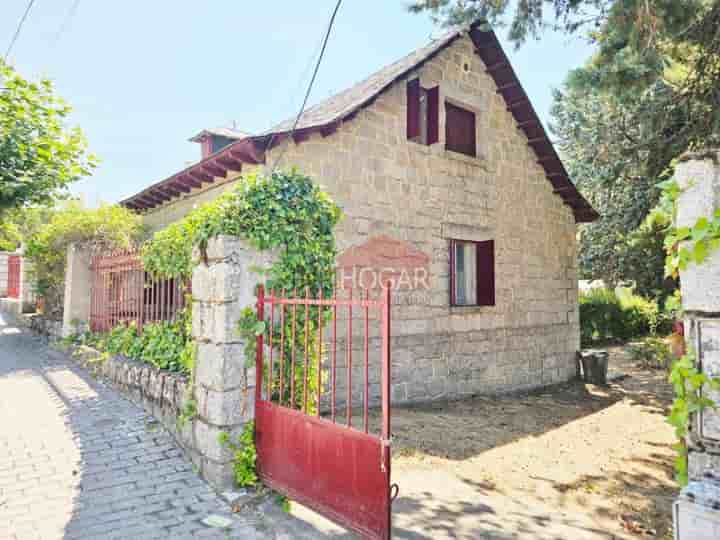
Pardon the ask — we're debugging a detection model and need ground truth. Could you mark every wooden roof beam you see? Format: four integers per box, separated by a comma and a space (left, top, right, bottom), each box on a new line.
188, 170, 213, 184
216, 156, 243, 171
176, 175, 202, 189
485, 61, 509, 73
496, 82, 520, 93
507, 99, 529, 110
202, 163, 227, 179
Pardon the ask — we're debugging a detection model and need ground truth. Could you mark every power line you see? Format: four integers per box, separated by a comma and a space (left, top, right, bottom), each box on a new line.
4, 0, 36, 62
51, 0, 81, 48
270, 0, 343, 172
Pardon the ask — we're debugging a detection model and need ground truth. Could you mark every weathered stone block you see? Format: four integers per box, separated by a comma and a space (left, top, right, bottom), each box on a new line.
194, 420, 238, 463
202, 457, 236, 490
195, 342, 246, 391
196, 385, 252, 427
193, 300, 244, 344
680, 249, 720, 313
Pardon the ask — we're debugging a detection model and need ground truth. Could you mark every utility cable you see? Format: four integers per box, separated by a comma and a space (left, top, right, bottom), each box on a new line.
4, 0, 36, 62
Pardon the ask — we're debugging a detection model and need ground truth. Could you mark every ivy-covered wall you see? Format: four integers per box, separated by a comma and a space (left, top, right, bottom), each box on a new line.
137, 34, 579, 404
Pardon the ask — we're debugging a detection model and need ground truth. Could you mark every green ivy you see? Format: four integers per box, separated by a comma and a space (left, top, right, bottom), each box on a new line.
219, 422, 259, 488
667, 351, 720, 486
78, 307, 195, 374
657, 178, 720, 279
141, 170, 341, 410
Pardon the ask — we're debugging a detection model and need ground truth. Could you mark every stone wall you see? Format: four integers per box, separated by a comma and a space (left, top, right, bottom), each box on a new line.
139, 34, 580, 404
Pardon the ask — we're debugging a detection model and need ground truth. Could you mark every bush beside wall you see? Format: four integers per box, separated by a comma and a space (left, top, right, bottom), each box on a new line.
580, 287, 673, 346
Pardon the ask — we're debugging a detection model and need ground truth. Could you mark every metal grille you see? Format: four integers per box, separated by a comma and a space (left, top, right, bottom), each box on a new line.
89, 249, 188, 333
7, 255, 21, 299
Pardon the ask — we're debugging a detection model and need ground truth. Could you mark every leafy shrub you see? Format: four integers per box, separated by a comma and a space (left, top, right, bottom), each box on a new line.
580, 287, 670, 346
219, 422, 258, 488
24, 202, 144, 315
80, 308, 194, 374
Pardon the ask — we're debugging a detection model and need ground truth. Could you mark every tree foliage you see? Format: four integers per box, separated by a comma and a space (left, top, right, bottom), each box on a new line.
0, 60, 96, 212
24, 202, 144, 316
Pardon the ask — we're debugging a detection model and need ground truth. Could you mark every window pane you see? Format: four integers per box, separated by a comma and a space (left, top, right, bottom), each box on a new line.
454, 242, 477, 305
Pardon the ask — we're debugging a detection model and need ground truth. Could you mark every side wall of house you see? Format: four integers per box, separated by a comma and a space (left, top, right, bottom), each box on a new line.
140, 35, 580, 404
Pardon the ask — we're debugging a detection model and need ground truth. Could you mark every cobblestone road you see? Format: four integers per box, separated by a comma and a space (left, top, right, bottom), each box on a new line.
0, 313, 304, 540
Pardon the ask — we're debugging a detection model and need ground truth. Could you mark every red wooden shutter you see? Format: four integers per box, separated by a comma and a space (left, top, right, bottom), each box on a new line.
445, 102, 476, 157
476, 240, 495, 306
427, 85, 439, 145
407, 79, 421, 140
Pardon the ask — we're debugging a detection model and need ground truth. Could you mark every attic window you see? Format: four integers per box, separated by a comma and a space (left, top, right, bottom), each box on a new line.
445, 102, 476, 157
407, 79, 439, 146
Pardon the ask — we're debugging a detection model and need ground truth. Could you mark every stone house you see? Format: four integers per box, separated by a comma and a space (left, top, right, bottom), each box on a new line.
120, 22, 597, 405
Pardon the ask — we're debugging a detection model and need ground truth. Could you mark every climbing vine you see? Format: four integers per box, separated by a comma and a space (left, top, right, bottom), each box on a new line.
657, 174, 720, 485
667, 351, 720, 486
219, 422, 259, 488
657, 177, 720, 281
141, 170, 341, 414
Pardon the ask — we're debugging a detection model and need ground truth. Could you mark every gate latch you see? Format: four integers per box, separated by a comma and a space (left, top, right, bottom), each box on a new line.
380, 437, 392, 472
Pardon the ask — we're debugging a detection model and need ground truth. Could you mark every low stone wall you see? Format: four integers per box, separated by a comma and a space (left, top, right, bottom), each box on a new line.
25, 314, 63, 339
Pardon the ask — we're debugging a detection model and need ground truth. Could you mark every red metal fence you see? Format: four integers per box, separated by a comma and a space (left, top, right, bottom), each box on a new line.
89, 249, 188, 333
254, 285, 395, 540
7, 255, 21, 299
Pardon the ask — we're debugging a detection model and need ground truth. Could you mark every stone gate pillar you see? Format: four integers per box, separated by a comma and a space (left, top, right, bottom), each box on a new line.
62, 244, 93, 337
190, 236, 276, 489
674, 150, 720, 539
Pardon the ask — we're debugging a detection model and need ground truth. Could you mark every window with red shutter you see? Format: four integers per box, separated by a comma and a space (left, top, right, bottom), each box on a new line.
450, 239, 495, 306
407, 79, 439, 146
445, 102, 476, 157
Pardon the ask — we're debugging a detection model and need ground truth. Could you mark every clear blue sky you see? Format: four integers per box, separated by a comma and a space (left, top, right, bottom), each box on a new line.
2, 1, 595, 207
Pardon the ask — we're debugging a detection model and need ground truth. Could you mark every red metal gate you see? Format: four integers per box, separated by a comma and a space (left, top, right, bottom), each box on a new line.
7, 255, 21, 299
255, 285, 395, 540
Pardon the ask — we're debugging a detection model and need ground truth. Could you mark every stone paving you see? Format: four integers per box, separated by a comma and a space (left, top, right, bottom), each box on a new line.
0, 312, 279, 540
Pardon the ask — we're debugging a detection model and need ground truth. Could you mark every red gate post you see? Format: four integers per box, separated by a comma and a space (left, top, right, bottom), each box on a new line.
381, 283, 392, 535
256, 284, 265, 404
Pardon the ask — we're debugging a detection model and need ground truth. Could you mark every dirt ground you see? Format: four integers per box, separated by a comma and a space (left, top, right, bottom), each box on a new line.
289, 344, 677, 538
367, 344, 677, 539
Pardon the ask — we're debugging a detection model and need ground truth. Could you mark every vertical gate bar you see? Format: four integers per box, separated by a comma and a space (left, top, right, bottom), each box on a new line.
303, 286, 310, 414
268, 290, 275, 402
290, 289, 297, 409
347, 288, 353, 427
381, 283, 392, 537
316, 288, 323, 416
256, 285, 265, 403
138, 270, 145, 333
279, 290, 286, 407
160, 274, 165, 323
111, 268, 116, 329
331, 289, 337, 423
363, 288, 369, 433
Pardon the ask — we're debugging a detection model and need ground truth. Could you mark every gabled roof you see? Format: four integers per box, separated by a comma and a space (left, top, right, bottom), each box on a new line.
121, 22, 598, 223
188, 126, 250, 143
